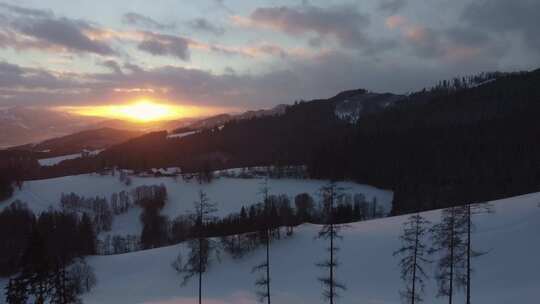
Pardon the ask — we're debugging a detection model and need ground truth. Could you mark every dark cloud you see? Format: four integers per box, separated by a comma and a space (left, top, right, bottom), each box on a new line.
122, 12, 175, 30
13, 17, 115, 55
461, 0, 540, 51
0, 47, 509, 109
378, 0, 407, 14
187, 18, 225, 36
0, 3, 115, 55
99, 59, 123, 74
137, 32, 190, 60
0, 61, 81, 91
246, 4, 371, 48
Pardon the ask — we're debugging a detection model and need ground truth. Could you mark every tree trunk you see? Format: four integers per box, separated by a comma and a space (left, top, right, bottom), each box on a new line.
330, 222, 334, 304
411, 215, 419, 304
466, 204, 471, 304
449, 207, 455, 304
266, 228, 271, 304
198, 204, 203, 304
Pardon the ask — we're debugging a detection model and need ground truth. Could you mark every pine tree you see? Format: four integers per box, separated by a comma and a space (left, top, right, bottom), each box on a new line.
394, 213, 431, 304
5, 278, 28, 304
316, 182, 346, 304
20, 228, 54, 304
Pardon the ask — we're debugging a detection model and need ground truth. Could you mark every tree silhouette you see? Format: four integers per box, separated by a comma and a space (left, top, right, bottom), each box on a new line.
173, 190, 218, 304
455, 203, 493, 304
394, 213, 431, 304
316, 182, 346, 304
430, 206, 465, 304
252, 178, 272, 303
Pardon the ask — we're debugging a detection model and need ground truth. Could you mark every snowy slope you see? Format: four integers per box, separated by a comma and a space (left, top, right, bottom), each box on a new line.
38, 150, 104, 166
71, 192, 540, 304
1, 174, 393, 237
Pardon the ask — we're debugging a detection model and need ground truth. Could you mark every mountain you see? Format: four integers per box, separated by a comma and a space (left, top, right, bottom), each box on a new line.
0, 106, 197, 148
10, 68, 540, 216
10, 128, 144, 157
0, 107, 104, 148
171, 104, 288, 134
331, 89, 406, 123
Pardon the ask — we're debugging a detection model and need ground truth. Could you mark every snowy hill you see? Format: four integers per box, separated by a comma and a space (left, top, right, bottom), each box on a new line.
2, 173, 392, 238
1, 174, 539, 303
72, 192, 540, 303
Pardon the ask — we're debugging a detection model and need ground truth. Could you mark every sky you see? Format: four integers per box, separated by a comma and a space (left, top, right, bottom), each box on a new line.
0, 0, 539, 114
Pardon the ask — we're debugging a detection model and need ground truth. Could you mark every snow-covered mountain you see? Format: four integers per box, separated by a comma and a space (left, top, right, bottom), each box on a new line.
331, 89, 406, 123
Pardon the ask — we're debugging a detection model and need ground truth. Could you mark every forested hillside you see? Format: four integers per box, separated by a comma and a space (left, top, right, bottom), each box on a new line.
4, 69, 540, 215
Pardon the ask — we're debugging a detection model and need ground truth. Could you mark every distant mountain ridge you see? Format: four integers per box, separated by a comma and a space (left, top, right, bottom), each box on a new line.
10, 128, 144, 157
0, 106, 197, 148
171, 104, 288, 134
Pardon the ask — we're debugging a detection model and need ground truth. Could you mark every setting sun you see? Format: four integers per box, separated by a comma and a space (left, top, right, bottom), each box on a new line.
109, 100, 180, 122
62, 100, 200, 122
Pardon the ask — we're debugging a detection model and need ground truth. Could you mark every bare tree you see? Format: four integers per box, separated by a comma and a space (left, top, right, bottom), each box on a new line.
430, 206, 466, 304
394, 213, 431, 304
253, 178, 272, 304
455, 203, 493, 304
316, 182, 346, 304
173, 190, 218, 304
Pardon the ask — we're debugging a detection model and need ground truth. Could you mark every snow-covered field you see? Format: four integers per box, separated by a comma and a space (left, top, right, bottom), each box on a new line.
2, 173, 393, 237
1, 174, 539, 303
74, 192, 540, 304
38, 150, 104, 166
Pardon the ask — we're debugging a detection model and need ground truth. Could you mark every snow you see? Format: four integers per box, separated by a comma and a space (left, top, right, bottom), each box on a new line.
38, 153, 84, 166
167, 131, 197, 139
38, 149, 104, 166
2, 173, 393, 238
1, 179, 540, 303
76, 192, 540, 304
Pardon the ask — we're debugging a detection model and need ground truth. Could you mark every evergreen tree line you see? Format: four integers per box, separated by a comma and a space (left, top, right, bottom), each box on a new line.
0, 201, 96, 277
1, 201, 97, 303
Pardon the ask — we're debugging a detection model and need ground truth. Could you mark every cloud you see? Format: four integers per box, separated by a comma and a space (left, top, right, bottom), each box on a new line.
136, 32, 190, 60
233, 4, 373, 49
13, 17, 115, 55
384, 14, 505, 63
384, 15, 406, 30
187, 18, 225, 36
0, 44, 508, 111
461, 0, 540, 51
0, 3, 115, 55
99, 59, 123, 74
378, 0, 407, 14
0, 2, 52, 18
122, 12, 175, 31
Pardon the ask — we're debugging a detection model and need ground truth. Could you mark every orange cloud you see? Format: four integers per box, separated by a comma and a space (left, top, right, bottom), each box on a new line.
404, 26, 428, 42
385, 15, 407, 30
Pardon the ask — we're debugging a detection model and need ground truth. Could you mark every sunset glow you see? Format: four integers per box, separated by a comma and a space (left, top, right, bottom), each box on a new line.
62, 100, 200, 122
